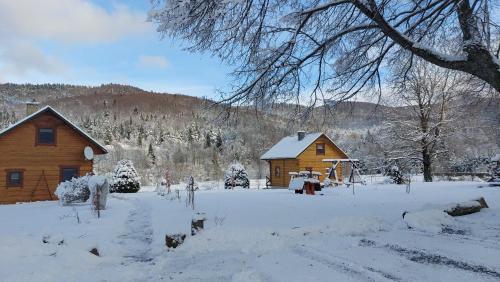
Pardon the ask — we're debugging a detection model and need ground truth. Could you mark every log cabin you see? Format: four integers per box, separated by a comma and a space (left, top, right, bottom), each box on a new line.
0, 105, 107, 204
261, 132, 348, 187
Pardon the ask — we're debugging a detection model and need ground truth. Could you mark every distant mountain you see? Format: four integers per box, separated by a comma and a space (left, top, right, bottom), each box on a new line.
0, 83, 208, 116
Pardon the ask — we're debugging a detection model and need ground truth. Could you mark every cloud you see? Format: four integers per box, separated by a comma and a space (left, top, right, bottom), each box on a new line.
0, 0, 151, 44
137, 55, 169, 69
0, 41, 67, 78
0, 0, 153, 83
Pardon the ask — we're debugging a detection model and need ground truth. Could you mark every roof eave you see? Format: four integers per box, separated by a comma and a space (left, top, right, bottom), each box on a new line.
0, 106, 108, 154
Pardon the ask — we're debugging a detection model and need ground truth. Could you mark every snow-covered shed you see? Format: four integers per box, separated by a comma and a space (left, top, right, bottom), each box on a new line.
260, 132, 348, 187
0, 105, 107, 204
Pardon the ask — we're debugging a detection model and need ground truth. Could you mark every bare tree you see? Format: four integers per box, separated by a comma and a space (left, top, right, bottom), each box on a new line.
382, 60, 468, 182
149, 0, 500, 106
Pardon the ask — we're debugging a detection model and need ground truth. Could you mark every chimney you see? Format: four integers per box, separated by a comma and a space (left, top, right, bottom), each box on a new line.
26, 99, 40, 116
297, 131, 306, 141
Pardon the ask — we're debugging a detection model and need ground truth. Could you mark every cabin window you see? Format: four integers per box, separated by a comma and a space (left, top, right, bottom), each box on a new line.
316, 143, 325, 155
6, 170, 23, 187
274, 166, 281, 177
60, 167, 79, 182
37, 128, 55, 145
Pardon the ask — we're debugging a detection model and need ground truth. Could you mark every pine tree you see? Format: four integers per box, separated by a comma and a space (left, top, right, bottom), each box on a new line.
204, 132, 212, 148
137, 124, 144, 147
102, 113, 113, 145
147, 142, 156, 166
110, 160, 140, 193
215, 132, 223, 152
488, 155, 500, 186
224, 162, 250, 189
137, 134, 143, 147
386, 165, 405, 184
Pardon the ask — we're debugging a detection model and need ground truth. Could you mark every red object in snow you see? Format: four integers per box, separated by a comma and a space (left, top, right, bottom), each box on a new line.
305, 182, 315, 195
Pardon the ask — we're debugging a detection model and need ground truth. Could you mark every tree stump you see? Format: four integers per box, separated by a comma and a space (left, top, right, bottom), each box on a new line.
191, 214, 206, 235
445, 201, 483, 217
165, 234, 186, 248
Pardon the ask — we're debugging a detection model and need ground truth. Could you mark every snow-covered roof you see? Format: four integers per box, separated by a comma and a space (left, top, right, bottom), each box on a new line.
260, 132, 347, 160
0, 106, 108, 154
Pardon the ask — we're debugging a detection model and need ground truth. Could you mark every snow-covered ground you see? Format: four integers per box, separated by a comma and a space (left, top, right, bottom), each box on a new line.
0, 181, 499, 281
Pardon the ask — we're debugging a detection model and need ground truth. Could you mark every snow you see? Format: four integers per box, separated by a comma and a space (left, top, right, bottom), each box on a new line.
261, 132, 348, 160
288, 177, 304, 190
1, 181, 500, 281
224, 162, 250, 189
54, 175, 91, 206
261, 132, 332, 159
403, 209, 457, 233
110, 160, 140, 193
492, 154, 500, 162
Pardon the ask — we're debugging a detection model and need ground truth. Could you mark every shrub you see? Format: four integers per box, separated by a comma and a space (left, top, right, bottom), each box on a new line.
387, 165, 405, 184
224, 162, 250, 189
111, 160, 141, 193
55, 175, 91, 205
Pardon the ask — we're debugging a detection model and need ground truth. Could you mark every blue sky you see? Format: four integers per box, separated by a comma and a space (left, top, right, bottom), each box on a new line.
0, 0, 231, 98
1, 1, 498, 101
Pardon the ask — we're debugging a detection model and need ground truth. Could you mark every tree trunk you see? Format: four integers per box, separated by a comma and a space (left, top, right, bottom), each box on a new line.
422, 149, 433, 182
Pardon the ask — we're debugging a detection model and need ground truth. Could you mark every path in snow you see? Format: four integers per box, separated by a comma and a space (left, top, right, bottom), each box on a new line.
118, 197, 154, 265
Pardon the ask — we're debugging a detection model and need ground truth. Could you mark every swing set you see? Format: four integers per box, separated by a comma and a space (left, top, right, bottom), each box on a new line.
322, 159, 365, 192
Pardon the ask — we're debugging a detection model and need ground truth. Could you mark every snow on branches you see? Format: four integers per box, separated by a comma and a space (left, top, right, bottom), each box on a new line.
55, 175, 91, 205
224, 162, 250, 189
150, 0, 500, 106
111, 160, 141, 193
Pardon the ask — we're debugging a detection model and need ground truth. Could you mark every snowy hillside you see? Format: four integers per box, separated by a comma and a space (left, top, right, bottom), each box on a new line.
0, 181, 499, 281
1, 83, 498, 184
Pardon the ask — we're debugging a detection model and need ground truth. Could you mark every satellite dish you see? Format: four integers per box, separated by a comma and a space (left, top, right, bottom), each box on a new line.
84, 146, 94, 160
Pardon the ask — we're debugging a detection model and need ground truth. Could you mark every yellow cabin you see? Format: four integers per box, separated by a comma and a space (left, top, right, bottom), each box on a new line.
261, 132, 348, 188
0, 105, 108, 204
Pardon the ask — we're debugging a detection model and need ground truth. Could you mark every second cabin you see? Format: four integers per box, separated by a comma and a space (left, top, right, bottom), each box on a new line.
261, 131, 348, 188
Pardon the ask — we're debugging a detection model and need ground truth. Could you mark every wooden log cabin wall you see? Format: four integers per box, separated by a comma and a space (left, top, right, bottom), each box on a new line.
0, 106, 107, 204
261, 132, 348, 188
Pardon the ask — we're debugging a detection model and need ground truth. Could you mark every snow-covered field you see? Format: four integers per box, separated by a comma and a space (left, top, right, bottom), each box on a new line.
0, 181, 499, 282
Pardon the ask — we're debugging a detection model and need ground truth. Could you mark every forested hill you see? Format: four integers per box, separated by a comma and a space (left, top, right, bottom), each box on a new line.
0, 83, 497, 184
0, 83, 390, 137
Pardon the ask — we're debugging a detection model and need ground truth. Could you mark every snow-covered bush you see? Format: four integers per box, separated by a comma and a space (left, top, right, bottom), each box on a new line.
55, 175, 90, 205
110, 160, 141, 193
386, 165, 405, 184
89, 176, 109, 210
224, 162, 250, 189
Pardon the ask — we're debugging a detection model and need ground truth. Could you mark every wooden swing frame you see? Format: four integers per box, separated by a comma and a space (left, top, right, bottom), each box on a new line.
323, 159, 365, 192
